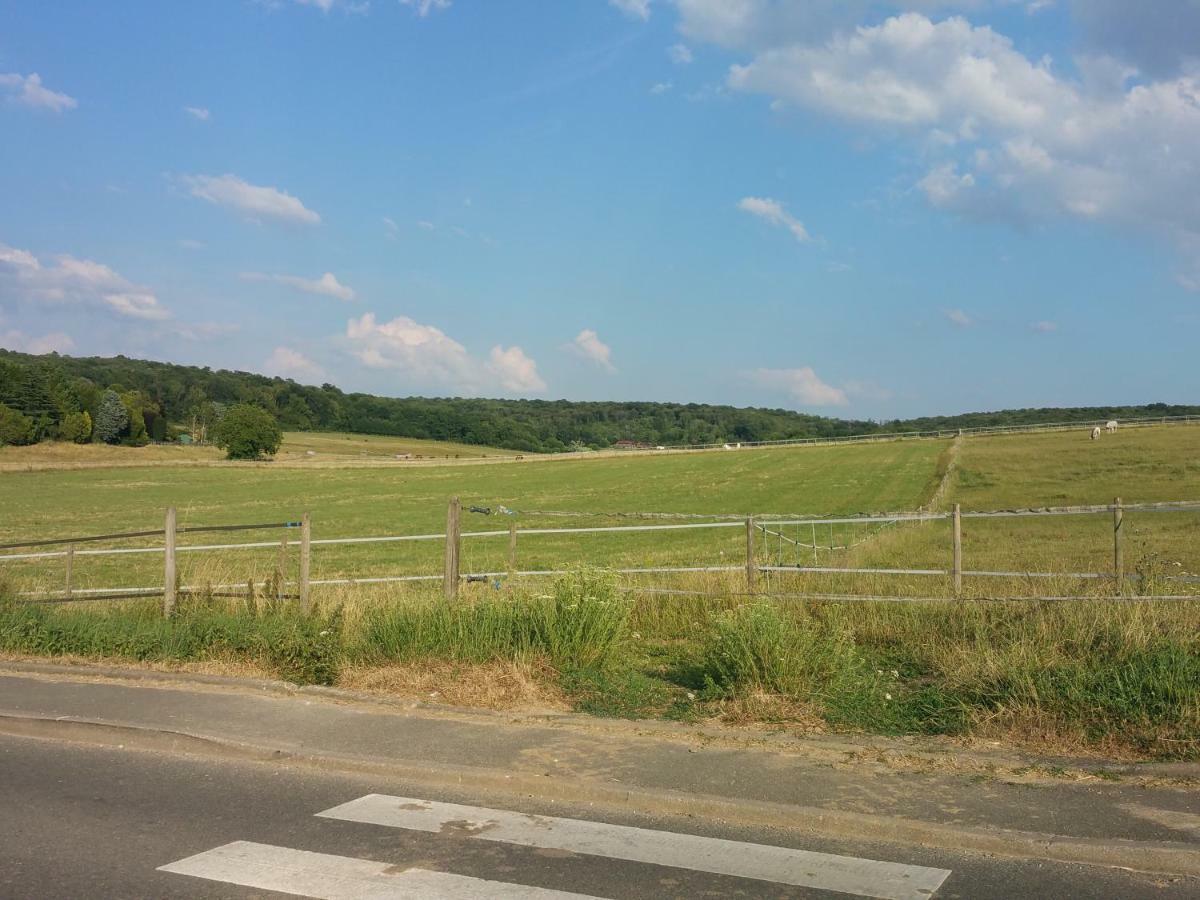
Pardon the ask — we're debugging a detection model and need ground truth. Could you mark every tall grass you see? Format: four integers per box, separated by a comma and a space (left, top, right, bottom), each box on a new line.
357, 568, 631, 671
1, 570, 1196, 759
0, 591, 343, 685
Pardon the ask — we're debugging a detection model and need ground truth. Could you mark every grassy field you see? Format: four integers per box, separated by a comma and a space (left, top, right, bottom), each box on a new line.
2, 424, 1199, 759
0, 431, 509, 472
1, 436, 945, 592
828, 426, 1200, 597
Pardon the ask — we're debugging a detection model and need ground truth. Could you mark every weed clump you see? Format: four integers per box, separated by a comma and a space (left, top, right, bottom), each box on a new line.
358, 568, 631, 673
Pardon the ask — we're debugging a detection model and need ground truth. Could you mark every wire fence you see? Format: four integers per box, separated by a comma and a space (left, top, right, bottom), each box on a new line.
4, 496, 1200, 610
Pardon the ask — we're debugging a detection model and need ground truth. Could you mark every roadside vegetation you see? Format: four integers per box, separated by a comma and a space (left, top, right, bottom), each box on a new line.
2, 573, 1196, 760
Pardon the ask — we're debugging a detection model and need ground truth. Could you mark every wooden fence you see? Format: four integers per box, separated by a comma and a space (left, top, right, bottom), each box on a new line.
3, 498, 1200, 612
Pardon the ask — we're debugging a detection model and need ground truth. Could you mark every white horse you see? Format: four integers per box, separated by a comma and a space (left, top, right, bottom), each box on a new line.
1106, 420, 1118, 433
1090, 426, 1101, 440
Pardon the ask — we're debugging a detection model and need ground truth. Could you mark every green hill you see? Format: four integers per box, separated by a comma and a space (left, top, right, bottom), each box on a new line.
0, 348, 1196, 453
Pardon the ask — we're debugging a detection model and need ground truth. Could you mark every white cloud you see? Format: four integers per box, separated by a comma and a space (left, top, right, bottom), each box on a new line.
241, 271, 356, 301
266, 346, 325, 380
0, 241, 169, 321
737, 196, 810, 242
0, 329, 75, 355
399, 0, 451, 16
382, 216, 399, 238
184, 106, 210, 121
345, 312, 545, 395
1030, 319, 1058, 332
291, 0, 369, 12
716, 11, 1200, 285
650, 81, 673, 95
0, 72, 77, 112
347, 312, 474, 383
488, 345, 546, 392
668, 43, 694, 64
568, 328, 617, 372
609, 0, 651, 20
417, 220, 436, 230
104, 292, 170, 320
182, 174, 321, 226
748, 367, 849, 406
178, 238, 206, 250
943, 308, 973, 327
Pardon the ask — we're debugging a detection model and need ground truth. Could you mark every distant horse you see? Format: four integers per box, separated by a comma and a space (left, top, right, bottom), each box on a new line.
1106, 420, 1118, 433
1090, 426, 1101, 440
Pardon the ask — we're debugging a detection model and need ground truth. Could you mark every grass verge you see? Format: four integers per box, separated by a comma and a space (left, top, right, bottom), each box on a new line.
1, 573, 1196, 760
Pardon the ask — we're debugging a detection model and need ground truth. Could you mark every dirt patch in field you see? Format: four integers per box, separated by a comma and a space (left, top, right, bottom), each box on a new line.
338, 659, 569, 712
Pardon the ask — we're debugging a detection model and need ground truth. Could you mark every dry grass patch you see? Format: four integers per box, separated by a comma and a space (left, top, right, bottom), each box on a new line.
705, 689, 827, 731
338, 659, 567, 711
966, 704, 1194, 763
0, 650, 277, 681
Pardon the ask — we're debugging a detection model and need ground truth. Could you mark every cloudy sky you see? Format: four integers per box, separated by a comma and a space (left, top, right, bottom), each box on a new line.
1, 0, 1198, 418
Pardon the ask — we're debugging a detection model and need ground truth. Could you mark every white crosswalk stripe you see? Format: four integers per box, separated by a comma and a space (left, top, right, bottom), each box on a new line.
317, 794, 952, 900
158, 841, 604, 899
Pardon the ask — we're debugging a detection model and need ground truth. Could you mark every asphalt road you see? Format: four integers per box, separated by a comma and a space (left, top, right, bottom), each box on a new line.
1, 734, 1195, 899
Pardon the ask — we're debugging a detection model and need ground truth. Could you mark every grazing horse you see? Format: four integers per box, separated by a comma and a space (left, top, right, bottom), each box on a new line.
1106, 420, 1118, 433
1091, 426, 1101, 440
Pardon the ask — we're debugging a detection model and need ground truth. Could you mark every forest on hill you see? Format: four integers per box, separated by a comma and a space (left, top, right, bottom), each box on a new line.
1, 349, 1195, 452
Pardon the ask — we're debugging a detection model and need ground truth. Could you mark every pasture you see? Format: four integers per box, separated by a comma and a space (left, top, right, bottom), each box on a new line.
0, 430, 509, 472
1, 436, 945, 593
2, 424, 1199, 758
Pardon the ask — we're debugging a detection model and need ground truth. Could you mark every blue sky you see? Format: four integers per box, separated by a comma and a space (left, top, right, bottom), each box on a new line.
1, 0, 1197, 419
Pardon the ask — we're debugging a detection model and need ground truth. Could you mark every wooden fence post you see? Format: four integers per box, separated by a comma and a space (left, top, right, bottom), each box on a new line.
299, 512, 311, 613
507, 520, 517, 576
951, 504, 963, 598
1112, 496, 1124, 593
745, 516, 756, 592
444, 497, 461, 601
163, 507, 177, 618
64, 545, 74, 601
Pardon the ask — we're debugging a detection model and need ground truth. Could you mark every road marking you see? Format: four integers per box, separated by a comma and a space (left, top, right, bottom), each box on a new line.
317, 794, 951, 900
158, 841, 602, 899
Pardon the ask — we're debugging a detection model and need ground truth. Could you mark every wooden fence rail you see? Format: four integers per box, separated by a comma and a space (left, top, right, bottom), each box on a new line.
4, 498, 1200, 610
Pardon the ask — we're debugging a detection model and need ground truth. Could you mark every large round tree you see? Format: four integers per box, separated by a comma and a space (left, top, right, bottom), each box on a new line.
213, 404, 283, 460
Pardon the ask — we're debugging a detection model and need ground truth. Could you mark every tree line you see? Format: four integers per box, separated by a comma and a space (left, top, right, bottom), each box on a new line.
1, 348, 1196, 453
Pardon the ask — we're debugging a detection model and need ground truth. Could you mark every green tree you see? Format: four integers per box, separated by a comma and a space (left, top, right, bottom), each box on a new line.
213, 403, 283, 460
59, 411, 92, 443
0, 403, 35, 446
94, 390, 129, 444
120, 391, 150, 446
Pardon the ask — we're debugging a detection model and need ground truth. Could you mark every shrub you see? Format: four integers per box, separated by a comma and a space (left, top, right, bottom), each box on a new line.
59, 411, 92, 443
213, 404, 283, 460
0, 402, 35, 446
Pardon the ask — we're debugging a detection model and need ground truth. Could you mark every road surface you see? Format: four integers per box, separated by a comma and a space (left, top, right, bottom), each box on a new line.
2, 733, 1194, 899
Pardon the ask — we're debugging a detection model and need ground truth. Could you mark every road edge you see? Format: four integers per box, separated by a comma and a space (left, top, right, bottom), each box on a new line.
2, 657, 1195, 782
1, 711, 1198, 879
